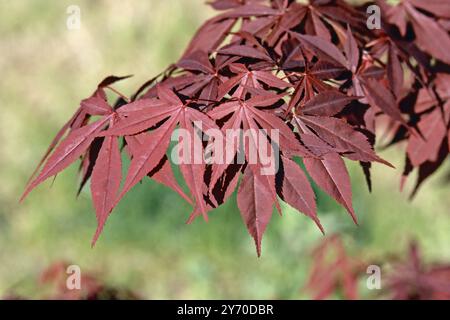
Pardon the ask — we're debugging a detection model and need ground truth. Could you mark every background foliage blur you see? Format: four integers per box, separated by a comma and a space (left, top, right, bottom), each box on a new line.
0, 0, 449, 299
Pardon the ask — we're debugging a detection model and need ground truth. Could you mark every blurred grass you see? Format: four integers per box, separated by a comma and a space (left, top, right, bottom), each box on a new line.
0, 0, 449, 299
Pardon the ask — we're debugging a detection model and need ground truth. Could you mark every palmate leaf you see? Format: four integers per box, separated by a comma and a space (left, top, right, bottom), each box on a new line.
104, 86, 224, 222
208, 94, 311, 187
217, 63, 291, 99
22, 0, 450, 256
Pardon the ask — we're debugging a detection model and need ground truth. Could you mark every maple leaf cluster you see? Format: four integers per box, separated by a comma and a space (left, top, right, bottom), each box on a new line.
304, 237, 450, 300
304, 235, 364, 300
385, 243, 450, 300
22, 0, 450, 255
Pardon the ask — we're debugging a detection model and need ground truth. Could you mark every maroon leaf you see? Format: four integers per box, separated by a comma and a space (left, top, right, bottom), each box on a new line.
219, 45, 272, 61
387, 45, 404, 98
91, 134, 122, 246
115, 114, 179, 207
278, 156, 323, 232
81, 96, 113, 116
177, 50, 214, 74
302, 91, 358, 117
125, 133, 192, 205
344, 25, 359, 72
405, 3, 450, 65
183, 17, 236, 57
219, 4, 280, 19
407, 104, 449, 166
304, 152, 357, 223
295, 115, 392, 166
21, 117, 110, 201
362, 78, 407, 126
237, 167, 274, 257
296, 34, 348, 68
103, 99, 176, 136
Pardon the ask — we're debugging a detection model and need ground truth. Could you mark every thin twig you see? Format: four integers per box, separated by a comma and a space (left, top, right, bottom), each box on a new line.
105, 86, 131, 103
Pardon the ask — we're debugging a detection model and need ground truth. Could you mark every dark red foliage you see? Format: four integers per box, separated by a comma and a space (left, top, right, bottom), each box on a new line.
3, 261, 139, 300
303, 235, 363, 300
386, 243, 450, 300
22, 0, 450, 255
304, 237, 450, 300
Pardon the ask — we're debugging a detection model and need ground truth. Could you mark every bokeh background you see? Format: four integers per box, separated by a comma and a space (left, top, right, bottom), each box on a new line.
1, 0, 449, 299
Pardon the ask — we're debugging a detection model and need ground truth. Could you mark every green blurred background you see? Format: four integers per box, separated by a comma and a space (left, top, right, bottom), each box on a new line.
0, 0, 449, 299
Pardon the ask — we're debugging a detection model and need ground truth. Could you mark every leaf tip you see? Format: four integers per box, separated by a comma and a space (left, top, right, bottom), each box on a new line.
314, 217, 325, 235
